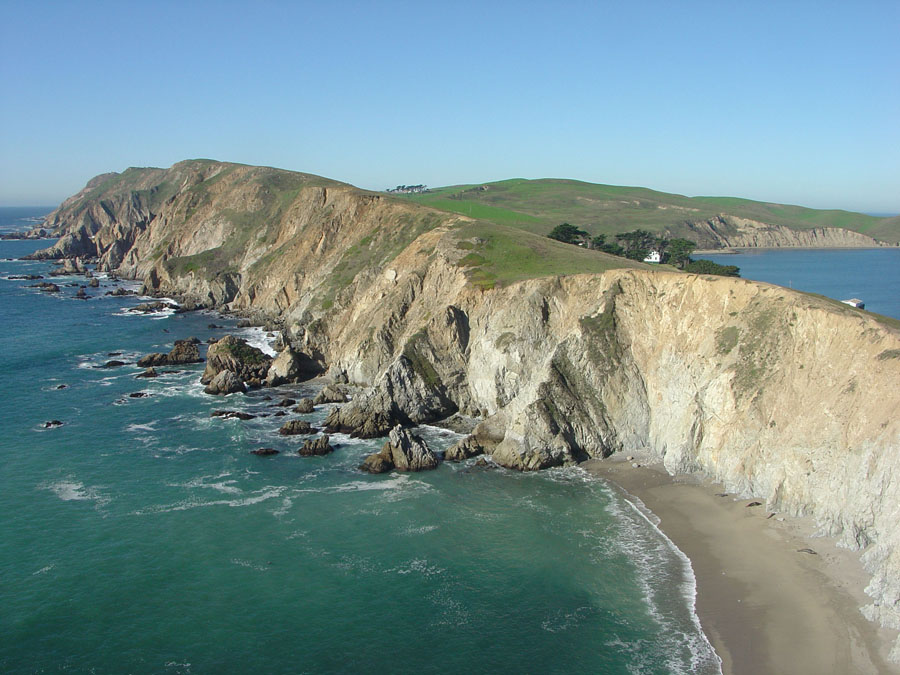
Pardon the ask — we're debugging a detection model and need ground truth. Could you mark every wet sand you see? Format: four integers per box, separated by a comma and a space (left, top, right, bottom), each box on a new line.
582, 456, 899, 675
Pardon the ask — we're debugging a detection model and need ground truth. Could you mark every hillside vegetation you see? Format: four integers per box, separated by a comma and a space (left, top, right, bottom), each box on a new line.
402, 178, 898, 245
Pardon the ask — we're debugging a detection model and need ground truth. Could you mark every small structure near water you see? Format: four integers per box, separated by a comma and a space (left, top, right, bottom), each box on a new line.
842, 298, 865, 309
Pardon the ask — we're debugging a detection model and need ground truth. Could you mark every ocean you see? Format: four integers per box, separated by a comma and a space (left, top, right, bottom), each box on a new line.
702, 248, 900, 320
0, 206, 719, 674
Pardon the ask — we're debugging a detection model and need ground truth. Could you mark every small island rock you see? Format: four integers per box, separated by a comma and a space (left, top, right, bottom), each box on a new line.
294, 398, 315, 413
298, 435, 334, 457
279, 420, 314, 435
204, 370, 246, 395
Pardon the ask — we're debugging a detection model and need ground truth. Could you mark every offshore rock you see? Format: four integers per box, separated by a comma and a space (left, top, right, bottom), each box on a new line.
323, 407, 393, 439
279, 420, 314, 435
251, 448, 279, 456
201, 335, 271, 385
204, 370, 245, 395
211, 410, 256, 421
49, 258, 85, 276
386, 425, 438, 472
130, 301, 178, 314
359, 443, 395, 474
30, 282, 60, 293
294, 398, 315, 413
298, 435, 334, 456
137, 339, 201, 367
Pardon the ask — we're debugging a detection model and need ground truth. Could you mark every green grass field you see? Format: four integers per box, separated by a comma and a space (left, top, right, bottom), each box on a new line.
403, 178, 897, 243
449, 221, 649, 289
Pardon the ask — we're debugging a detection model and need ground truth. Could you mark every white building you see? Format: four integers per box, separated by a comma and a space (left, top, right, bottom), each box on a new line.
842, 298, 865, 309
643, 250, 661, 264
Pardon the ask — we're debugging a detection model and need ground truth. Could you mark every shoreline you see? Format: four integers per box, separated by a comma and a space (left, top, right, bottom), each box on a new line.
694, 245, 896, 254
582, 456, 899, 675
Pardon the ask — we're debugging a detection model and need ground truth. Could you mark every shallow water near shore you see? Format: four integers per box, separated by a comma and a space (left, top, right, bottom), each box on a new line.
0, 211, 720, 674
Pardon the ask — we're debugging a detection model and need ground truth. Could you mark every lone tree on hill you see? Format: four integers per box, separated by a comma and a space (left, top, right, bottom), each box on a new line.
548, 223, 589, 245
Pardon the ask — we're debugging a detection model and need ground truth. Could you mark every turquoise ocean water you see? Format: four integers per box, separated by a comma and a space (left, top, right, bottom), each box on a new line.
0, 208, 719, 674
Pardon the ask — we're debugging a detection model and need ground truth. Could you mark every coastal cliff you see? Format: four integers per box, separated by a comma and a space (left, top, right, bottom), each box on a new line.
680, 214, 886, 249
32, 160, 900, 657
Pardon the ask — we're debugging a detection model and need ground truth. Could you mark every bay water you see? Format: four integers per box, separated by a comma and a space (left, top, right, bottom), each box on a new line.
0, 207, 718, 674
702, 248, 900, 320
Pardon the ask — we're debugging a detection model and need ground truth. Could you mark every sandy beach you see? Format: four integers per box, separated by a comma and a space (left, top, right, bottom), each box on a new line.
582, 456, 899, 675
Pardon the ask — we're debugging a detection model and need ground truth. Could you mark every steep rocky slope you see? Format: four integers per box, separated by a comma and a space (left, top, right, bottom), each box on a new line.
680, 214, 885, 248
32, 161, 900, 657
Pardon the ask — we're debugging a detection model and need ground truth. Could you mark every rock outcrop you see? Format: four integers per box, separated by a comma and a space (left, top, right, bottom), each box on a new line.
211, 410, 255, 421
251, 448, 279, 456
362, 426, 439, 472
359, 427, 439, 474
137, 339, 202, 367
265, 345, 323, 386
359, 443, 395, 474
298, 435, 334, 456
679, 214, 888, 249
314, 384, 349, 405
279, 420, 314, 436
200, 335, 271, 386
444, 435, 484, 461
389, 426, 438, 471
203, 370, 245, 395
293, 398, 315, 413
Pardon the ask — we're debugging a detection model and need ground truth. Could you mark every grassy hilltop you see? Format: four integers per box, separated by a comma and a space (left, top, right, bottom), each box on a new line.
400, 178, 898, 244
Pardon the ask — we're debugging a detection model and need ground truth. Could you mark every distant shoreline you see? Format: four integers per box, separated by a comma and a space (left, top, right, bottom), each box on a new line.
582, 456, 899, 675
694, 245, 896, 255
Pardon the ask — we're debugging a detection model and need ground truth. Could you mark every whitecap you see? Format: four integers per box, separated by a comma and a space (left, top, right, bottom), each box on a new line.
600, 482, 722, 674
235, 325, 277, 356
230, 558, 269, 572
399, 524, 438, 536
131, 487, 285, 515
386, 558, 445, 578
32, 564, 54, 576
272, 496, 293, 517
427, 587, 470, 627
42, 480, 110, 507
541, 605, 595, 633
126, 422, 157, 433
326, 475, 431, 495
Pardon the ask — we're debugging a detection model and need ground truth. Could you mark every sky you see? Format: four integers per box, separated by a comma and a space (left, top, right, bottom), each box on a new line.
1, 1, 898, 213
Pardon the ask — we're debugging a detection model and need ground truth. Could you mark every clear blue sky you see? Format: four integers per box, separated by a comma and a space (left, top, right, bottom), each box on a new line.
1, 0, 898, 212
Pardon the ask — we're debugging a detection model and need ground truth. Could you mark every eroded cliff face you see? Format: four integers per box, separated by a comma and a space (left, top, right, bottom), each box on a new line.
679, 214, 886, 248
34, 162, 900, 657
319, 262, 900, 656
